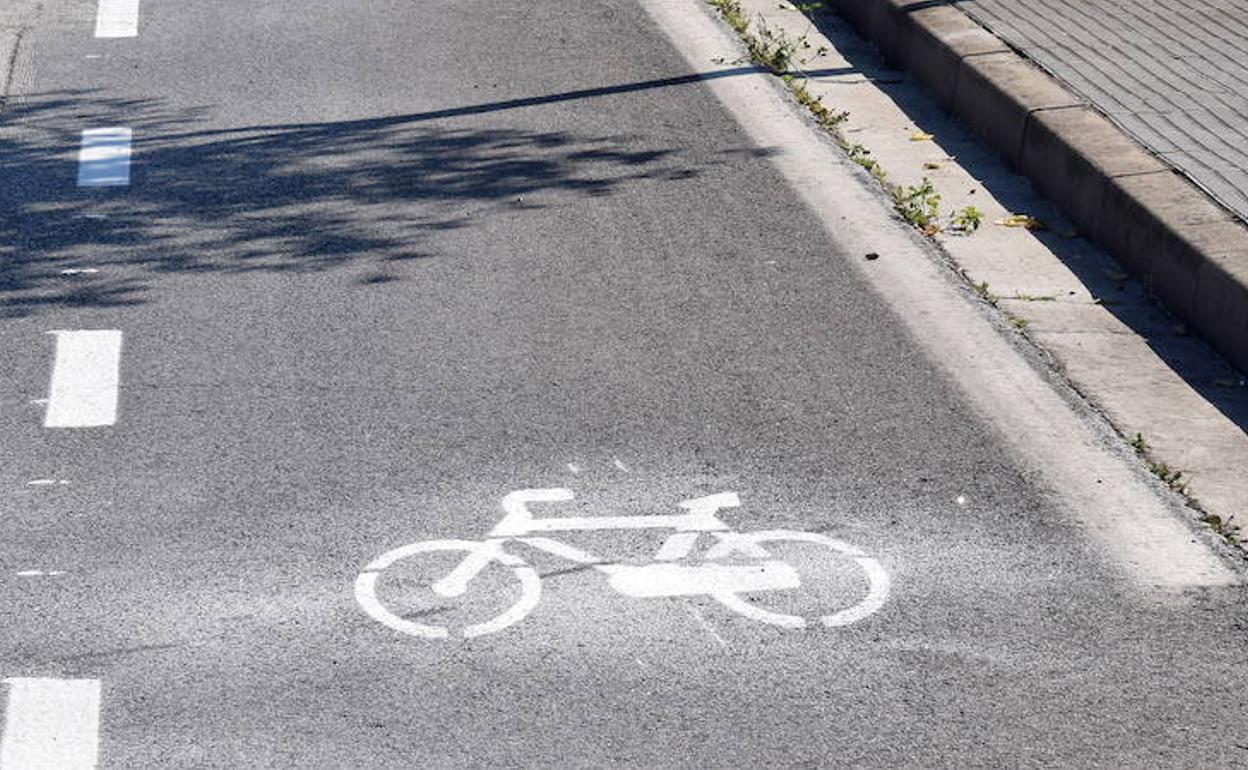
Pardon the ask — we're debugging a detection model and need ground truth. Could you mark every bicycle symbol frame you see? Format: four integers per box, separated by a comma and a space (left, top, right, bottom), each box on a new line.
355, 488, 890, 639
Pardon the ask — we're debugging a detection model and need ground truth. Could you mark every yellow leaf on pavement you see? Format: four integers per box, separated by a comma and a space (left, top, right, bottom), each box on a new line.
910, 131, 935, 141
996, 214, 1046, 230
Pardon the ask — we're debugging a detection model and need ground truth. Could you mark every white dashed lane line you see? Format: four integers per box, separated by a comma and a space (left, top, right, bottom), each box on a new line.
94, 0, 140, 38
76, 128, 132, 187
0, 678, 101, 770
44, 330, 123, 428
0, 3, 136, 767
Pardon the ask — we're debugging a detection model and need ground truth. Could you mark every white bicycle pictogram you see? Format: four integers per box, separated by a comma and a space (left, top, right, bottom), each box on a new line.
355, 488, 890, 639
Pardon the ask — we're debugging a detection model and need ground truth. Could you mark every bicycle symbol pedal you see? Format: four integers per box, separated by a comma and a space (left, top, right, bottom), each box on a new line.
355, 489, 890, 640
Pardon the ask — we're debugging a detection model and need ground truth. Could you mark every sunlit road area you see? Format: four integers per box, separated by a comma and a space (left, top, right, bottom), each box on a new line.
1, 0, 1245, 766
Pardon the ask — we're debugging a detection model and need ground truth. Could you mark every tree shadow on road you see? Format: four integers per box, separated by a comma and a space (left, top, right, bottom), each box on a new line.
0, 87, 706, 317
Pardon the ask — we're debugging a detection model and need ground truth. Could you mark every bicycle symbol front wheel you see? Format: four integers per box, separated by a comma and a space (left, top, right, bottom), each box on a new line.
704, 529, 890, 629
355, 539, 541, 640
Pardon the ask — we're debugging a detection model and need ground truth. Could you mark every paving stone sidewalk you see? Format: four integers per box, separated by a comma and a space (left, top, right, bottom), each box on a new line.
953, 0, 1248, 222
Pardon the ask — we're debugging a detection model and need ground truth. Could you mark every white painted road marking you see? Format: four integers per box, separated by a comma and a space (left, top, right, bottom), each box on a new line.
94, 0, 140, 38
14, 571, 67, 577
358, 489, 890, 639
44, 331, 123, 428
0, 678, 101, 770
76, 129, 131, 187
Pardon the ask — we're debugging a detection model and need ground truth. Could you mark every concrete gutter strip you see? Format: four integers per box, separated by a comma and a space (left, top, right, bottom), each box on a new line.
824, 0, 1248, 374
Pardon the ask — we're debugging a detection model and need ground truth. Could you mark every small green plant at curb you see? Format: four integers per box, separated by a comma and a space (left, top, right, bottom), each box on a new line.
1149, 461, 1188, 494
1133, 434, 1245, 552
894, 178, 942, 235
1130, 433, 1187, 493
709, 0, 750, 34
973, 280, 999, 308
950, 205, 983, 233
788, 78, 848, 128
747, 16, 805, 73
845, 143, 888, 183
1201, 513, 1244, 548
706, 0, 979, 245
1127, 432, 1242, 555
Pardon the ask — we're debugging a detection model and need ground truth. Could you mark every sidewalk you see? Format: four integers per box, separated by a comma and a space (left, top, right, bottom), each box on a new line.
955, 0, 1248, 223
821, 0, 1248, 376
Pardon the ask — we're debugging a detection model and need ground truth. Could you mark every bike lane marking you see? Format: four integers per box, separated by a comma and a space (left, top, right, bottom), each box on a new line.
76, 129, 131, 188
94, 0, 140, 38
44, 331, 123, 428
0, 678, 101, 769
356, 489, 892, 640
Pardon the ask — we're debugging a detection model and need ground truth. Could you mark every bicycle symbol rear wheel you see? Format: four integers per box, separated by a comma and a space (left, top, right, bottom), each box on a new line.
355, 539, 541, 640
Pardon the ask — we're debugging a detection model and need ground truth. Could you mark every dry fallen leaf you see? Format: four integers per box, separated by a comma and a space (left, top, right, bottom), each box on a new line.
910, 131, 934, 141
996, 214, 1046, 230
923, 162, 942, 170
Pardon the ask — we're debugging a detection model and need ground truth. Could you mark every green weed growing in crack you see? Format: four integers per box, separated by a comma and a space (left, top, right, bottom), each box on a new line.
785, 76, 848, 128
708, 0, 809, 75
894, 178, 942, 235
1129, 434, 1245, 553
972, 280, 1000, 309
1200, 513, 1244, 549
1129, 433, 1186, 493
1150, 461, 1188, 494
709, 0, 750, 34
950, 205, 983, 234
845, 143, 888, 183
707, 0, 976, 244
747, 15, 805, 73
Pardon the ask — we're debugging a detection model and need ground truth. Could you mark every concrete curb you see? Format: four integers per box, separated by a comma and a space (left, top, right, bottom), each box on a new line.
822, 0, 1248, 374
0, 28, 22, 104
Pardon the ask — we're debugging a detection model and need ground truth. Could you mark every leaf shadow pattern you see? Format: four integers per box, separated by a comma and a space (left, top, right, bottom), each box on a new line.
0, 89, 700, 317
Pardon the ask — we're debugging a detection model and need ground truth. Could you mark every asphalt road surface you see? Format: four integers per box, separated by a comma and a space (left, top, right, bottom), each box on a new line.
1, 0, 1245, 767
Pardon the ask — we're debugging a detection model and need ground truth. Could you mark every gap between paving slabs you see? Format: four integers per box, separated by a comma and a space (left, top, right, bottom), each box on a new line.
704, 0, 1248, 555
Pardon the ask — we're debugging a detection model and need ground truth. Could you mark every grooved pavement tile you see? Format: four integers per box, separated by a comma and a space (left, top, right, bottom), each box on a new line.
954, 0, 1248, 220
